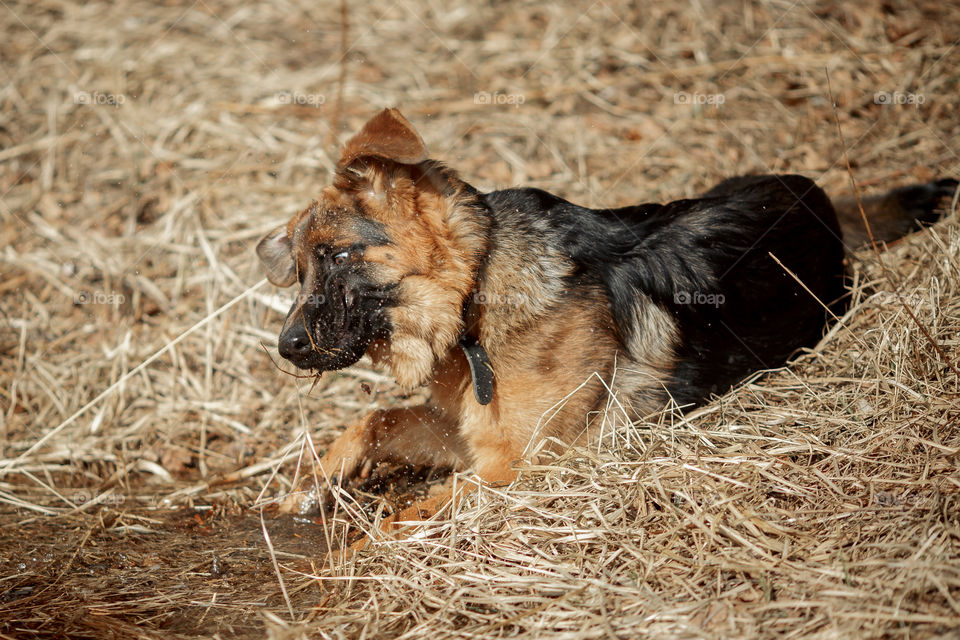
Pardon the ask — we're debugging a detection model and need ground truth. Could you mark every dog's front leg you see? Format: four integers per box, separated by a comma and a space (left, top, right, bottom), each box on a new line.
280, 405, 466, 513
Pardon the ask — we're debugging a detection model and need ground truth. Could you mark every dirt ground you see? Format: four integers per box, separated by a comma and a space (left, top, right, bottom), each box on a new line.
1, 0, 959, 638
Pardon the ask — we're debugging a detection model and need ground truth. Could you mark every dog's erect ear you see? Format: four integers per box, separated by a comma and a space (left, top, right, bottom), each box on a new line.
338, 108, 429, 170
256, 225, 297, 287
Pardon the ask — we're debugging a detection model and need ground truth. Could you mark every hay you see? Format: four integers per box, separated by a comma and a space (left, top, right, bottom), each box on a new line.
1, 0, 958, 637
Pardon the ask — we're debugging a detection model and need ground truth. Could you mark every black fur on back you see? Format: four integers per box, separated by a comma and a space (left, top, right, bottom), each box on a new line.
483, 175, 847, 407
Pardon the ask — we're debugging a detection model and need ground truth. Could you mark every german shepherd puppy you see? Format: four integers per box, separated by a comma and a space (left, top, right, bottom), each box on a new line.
258, 108, 956, 516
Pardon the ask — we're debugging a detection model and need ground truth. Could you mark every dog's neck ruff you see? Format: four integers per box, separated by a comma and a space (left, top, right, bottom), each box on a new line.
458, 280, 494, 405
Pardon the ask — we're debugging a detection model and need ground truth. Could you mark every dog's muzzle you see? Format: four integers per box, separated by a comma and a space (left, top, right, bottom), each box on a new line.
277, 275, 392, 371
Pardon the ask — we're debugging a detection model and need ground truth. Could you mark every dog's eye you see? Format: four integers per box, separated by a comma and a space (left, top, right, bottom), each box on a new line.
333, 250, 349, 265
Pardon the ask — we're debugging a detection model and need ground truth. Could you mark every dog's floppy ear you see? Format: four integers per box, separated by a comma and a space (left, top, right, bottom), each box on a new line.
256, 226, 297, 287
338, 108, 429, 169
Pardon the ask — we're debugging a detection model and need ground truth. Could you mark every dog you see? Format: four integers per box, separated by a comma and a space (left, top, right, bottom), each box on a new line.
258, 108, 956, 525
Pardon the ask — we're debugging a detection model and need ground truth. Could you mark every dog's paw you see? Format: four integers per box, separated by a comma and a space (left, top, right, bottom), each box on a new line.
277, 484, 325, 515
277, 421, 374, 515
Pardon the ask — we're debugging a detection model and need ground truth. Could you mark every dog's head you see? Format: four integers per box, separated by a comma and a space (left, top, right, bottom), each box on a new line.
257, 109, 489, 387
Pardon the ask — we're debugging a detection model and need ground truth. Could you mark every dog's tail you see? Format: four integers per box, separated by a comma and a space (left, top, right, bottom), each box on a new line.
832, 178, 957, 248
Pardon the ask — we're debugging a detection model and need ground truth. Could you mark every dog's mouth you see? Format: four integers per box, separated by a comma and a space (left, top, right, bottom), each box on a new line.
278, 278, 393, 372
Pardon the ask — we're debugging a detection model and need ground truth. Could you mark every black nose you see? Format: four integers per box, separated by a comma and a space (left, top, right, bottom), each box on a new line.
278, 323, 312, 362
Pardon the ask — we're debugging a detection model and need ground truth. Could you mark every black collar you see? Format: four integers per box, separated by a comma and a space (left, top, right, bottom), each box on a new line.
457, 290, 494, 405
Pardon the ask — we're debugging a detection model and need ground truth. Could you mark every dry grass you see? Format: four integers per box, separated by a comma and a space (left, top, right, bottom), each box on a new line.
1, 0, 958, 637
